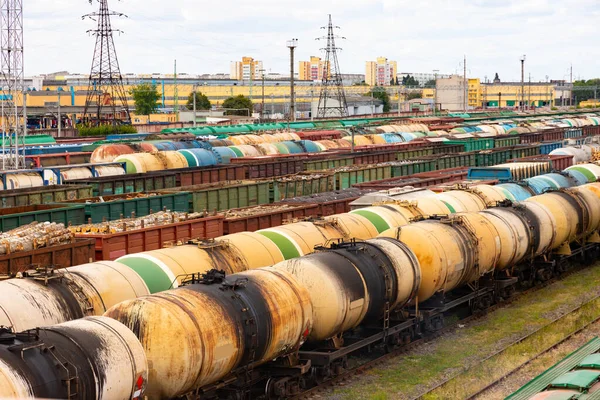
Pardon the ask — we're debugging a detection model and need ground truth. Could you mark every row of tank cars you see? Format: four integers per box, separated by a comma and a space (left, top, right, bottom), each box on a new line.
4, 158, 600, 398
1, 115, 598, 189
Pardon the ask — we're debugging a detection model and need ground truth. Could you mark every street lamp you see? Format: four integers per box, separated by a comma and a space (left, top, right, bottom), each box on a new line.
192, 83, 198, 128
433, 69, 439, 115
259, 69, 266, 122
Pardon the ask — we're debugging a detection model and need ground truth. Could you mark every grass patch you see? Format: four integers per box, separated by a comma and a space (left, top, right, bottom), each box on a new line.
424, 296, 600, 399
331, 264, 600, 400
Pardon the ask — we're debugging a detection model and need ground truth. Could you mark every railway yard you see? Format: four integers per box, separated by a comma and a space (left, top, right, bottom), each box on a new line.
5, 110, 600, 399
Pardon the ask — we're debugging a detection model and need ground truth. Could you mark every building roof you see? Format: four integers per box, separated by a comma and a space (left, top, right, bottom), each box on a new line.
345, 95, 384, 106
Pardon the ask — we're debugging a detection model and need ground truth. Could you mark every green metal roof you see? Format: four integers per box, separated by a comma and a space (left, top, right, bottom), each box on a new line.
550, 370, 600, 391
579, 355, 600, 370
533, 392, 581, 400
507, 338, 600, 400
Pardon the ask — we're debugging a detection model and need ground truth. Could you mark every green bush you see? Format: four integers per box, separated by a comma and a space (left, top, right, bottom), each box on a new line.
77, 125, 138, 137
551, 106, 558, 110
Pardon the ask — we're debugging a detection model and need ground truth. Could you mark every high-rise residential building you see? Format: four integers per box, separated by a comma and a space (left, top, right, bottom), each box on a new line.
299, 56, 329, 81
365, 57, 397, 86
230, 57, 264, 81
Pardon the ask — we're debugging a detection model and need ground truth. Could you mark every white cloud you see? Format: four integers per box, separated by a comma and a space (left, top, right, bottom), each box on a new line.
23, 0, 599, 80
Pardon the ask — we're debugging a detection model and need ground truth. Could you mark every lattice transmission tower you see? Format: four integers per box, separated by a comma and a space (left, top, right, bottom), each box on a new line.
0, 0, 25, 169
82, 0, 130, 126
316, 14, 348, 118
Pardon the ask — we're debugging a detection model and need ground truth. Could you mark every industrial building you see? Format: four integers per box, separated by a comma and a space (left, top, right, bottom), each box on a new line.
365, 57, 397, 86
435, 75, 557, 111
310, 95, 384, 117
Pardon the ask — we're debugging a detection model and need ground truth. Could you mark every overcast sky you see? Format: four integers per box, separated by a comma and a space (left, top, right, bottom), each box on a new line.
25, 0, 598, 81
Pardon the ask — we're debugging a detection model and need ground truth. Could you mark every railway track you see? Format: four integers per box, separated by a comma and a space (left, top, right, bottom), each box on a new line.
293, 264, 590, 400
412, 292, 600, 399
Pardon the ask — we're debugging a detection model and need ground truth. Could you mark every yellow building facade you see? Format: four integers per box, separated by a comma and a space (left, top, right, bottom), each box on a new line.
298, 56, 329, 81
365, 57, 398, 86
480, 82, 555, 108
230, 57, 263, 81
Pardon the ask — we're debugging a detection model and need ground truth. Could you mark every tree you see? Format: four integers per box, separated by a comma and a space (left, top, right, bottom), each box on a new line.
424, 79, 436, 87
493, 73, 500, 83
222, 95, 253, 116
401, 74, 419, 87
573, 79, 600, 103
407, 92, 423, 100
130, 83, 160, 118
186, 91, 211, 110
366, 87, 391, 112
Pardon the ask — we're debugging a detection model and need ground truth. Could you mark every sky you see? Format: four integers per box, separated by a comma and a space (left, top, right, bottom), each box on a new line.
24, 0, 599, 81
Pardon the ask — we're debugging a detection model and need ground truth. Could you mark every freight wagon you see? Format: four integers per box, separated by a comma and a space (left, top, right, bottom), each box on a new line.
81, 215, 224, 261
0, 204, 86, 232
0, 184, 93, 207
0, 238, 94, 276
60, 192, 191, 223
223, 203, 321, 235
161, 180, 272, 213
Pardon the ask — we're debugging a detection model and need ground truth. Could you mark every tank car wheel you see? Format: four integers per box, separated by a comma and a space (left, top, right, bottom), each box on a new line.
265, 377, 299, 399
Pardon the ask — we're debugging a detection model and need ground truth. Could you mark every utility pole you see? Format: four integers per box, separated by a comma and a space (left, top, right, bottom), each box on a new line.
287, 39, 297, 122
192, 83, 197, 127
483, 75, 488, 109
463, 55, 467, 112
546, 75, 552, 107
520, 55, 526, 111
173, 59, 178, 122
58, 90, 61, 137
570, 63, 573, 107
259, 68, 265, 122
528, 73, 531, 110
433, 69, 439, 115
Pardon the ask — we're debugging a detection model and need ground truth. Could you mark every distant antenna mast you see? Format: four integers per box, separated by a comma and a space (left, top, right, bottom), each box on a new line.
82, 0, 130, 126
316, 14, 348, 118
0, 0, 25, 169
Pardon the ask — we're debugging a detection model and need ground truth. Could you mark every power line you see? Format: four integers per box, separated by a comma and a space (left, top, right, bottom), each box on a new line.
316, 14, 348, 118
82, 0, 130, 126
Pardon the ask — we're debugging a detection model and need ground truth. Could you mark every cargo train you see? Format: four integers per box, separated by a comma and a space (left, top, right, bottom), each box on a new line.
3, 180, 600, 399
0, 161, 599, 333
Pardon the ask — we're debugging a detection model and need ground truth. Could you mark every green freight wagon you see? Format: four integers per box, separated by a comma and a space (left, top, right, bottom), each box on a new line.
0, 204, 86, 232
61, 192, 190, 223
272, 174, 335, 202
390, 160, 437, 177
331, 165, 392, 190
475, 148, 514, 167
303, 157, 354, 171
511, 144, 541, 160
0, 185, 93, 208
161, 181, 271, 213
396, 147, 434, 161
443, 138, 495, 152
494, 136, 520, 148
66, 172, 178, 196
435, 153, 477, 170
